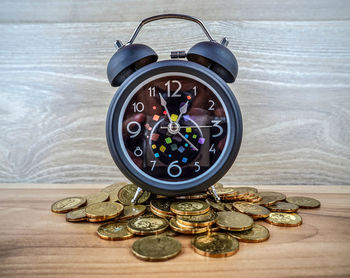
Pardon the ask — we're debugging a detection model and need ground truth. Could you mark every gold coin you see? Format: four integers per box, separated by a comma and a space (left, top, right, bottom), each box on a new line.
216, 211, 254, 231
51, 197, 86, 213
265, 212, 302, 227
131, 235, 181, 261
117, 184, 151, 205
97, 222, 134, 241
85, 192, 109, 205
118, 204, 146, 221
214, 187, 238, 197
213, 182, 224, 189
170, 200, 210, 216
127, 215, 169, 235
176, 210, 217, 227
191, 232, 239, 258
85, 202, 124, 221
158, 228, 179, 237
232, 201, 270, 219
101, 182, 128, 194
205, 199, 226, 211
230, 223, 270, 243
286, 196, 321, 209
150, 198, 175, 216
66, 207, 87, 222
168, 218, 210, 234
257, 191, 286, 207
150, 207, 173, 219
268, 201, 299, 212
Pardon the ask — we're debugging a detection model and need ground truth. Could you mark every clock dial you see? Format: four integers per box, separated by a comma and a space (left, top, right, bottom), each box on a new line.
120, 74, 228, 182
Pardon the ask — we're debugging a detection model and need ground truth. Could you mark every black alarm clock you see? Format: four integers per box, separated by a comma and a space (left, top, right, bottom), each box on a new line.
106, 14, 242, 200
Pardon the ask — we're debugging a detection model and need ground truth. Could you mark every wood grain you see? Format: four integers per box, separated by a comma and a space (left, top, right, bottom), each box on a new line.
1, 0, 350, 22
0, 19, 349, 185
0, 184, 349, 278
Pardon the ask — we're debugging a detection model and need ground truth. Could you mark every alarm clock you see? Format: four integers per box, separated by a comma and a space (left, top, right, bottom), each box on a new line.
106, 14, 242, 199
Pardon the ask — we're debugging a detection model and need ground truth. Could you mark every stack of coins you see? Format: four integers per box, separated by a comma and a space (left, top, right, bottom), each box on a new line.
51, 182, 321, 261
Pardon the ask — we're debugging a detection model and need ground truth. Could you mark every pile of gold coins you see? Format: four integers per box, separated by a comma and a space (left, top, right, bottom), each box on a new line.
51, 182, 321, 261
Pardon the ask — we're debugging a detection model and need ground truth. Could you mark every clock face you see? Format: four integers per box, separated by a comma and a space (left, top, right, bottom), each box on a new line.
119, 73, 230, 182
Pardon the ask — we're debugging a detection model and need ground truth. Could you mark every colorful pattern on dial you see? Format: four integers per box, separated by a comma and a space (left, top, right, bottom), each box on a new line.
121, 75, 227, 181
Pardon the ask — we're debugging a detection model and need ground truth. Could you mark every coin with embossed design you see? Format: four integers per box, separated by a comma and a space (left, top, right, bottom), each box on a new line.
51, 197, 87, 213
66, 207, 87, 222
170, 200, 210, 216
127, 215, 169, 235
216, 211, 254, 231
85, 202, 123, 221
232, 201, 270, 219
168, 218, 210, 234
230, 223, 270, 243
118, 204, 146, 221
132, 235, 181, 261
268, 201, 299, 213
286, 196, 320, 209
85, 192, 109, 205
191, 232, 239, 258
176, 210, 217, 227
97, 222, 134, 240
118, 184, 151, 205
265, 212, 302, 227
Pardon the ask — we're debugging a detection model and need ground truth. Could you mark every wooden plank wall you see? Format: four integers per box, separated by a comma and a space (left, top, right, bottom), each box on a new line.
0, 0, 349, 185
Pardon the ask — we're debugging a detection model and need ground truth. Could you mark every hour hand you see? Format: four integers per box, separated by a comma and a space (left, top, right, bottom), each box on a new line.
159, 93, 172, 122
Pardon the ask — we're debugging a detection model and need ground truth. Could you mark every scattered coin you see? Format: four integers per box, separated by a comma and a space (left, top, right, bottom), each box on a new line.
159, 228, 179, 237
176, 210, 217, 227
150, 198, 175, 216
51, 197, 87, 213
232, 201, 270, 219
268, 201, 299, 213
205, 199, 226, 211
168, 218, 210, 234
230, 223, 270, 243
127, 215, 169, 235
214, 187, 238, 197
265, 212, 302, 227
192, 232, 239, 258
118, 184, 151, 205
257, 191, 286, 206
216, 211, 254, 231
66, 207, 87, 222
85, 202, 124, 222
118, 204, 146, 221
170, 200, 210, 216
286, 196, 321, 209
232, 187, 258, 194
85, 192, 109, 205
131, 235, 182, 261
97, 222, 134, 240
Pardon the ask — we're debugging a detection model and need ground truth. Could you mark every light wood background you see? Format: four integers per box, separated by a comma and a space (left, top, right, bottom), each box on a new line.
0, 1, 350, 185
0, 184, 349, 277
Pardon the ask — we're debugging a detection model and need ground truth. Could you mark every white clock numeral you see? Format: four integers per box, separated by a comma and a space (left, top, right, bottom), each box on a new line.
193, 86, 197, 96
209, 144, 216, 154
194, 162, 200, 172
148, 86, 156, 97
165, 80, 182, 97
132, 102, 144, 112
134, 146, 143, 157
208, 100, 215, 110
150, 160, 156, 171
211, 120, 223, 138
126, 121, 141, 138
167, 160, 182, 178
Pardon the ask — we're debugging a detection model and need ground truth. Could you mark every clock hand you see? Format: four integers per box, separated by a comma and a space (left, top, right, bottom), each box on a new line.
175, 101, 189, 124
159, 93, 172, 123
160, 125, 212, 129
177, 132, 199, 151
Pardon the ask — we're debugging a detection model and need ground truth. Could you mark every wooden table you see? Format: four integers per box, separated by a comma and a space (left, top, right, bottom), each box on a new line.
1, 184, 350, 277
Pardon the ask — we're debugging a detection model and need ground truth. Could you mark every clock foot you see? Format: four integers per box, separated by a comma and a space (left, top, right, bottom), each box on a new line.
131, 186, 143, 204
209, 185, 221, 202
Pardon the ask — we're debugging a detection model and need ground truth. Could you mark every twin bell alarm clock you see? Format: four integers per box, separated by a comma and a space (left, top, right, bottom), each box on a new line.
105, 14, 242, 200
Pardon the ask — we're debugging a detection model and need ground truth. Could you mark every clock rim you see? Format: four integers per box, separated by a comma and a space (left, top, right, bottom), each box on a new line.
106, 60, 242, 196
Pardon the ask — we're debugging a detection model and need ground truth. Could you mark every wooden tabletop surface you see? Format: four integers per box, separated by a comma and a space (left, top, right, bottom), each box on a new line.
0, 184, 349, 277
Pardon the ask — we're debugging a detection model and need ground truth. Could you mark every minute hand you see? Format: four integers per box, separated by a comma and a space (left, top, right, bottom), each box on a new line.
159, 93, 172, 122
